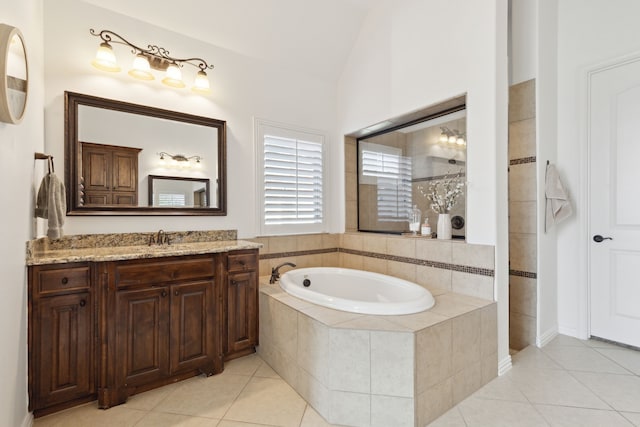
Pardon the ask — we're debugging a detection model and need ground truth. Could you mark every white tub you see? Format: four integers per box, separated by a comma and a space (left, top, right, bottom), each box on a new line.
279, 267, 434, 315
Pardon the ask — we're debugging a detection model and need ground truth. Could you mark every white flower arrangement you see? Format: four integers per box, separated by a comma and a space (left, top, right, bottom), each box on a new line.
418, 170, 465, 214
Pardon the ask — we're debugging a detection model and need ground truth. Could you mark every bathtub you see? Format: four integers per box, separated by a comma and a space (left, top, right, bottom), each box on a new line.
279, 267, 434, 315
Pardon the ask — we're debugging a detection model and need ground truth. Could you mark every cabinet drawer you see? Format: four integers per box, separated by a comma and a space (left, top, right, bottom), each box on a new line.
35, 266, 90, 295
227, 252, 257, 273
114, 256, 215, 287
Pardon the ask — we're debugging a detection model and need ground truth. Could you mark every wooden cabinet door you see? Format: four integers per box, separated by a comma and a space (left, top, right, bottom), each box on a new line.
36, 292, 93, 409
82, 146, 110, 192
227, 271, 258, 355
169, 280, 217, 375
115, 287, 169, 388
112, 150, 138, 193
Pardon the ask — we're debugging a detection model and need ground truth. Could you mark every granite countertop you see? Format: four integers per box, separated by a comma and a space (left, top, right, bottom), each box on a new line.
26, 230, 261, 265
27, 240, 261, 265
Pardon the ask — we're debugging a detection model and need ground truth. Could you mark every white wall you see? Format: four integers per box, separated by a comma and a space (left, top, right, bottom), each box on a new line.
43, 0, 339, 238
536, 0, 559, 345
0, 0, 43, 425
509, 0, 538, 85
337, 0, 510, 368
557, 0, 640, 338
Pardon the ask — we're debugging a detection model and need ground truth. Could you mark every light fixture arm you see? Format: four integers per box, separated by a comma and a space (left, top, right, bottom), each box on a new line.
90, 29, 214, 72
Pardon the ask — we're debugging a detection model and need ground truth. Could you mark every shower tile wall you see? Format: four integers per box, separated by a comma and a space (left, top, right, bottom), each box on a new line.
508, 79, 538, 350
345, 136, 358, 232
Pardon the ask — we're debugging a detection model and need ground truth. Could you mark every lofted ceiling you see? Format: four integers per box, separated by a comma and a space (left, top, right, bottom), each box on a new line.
81, 0, 378, 82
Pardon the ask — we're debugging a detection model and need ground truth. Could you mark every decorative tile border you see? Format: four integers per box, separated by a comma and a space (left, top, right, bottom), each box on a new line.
509, 269, 537, 279
259, 247, 495, 277
509, 156, 536, 166
412, 172, 466, 183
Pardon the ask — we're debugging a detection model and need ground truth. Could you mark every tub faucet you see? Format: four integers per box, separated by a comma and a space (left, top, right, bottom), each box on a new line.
270, 262, 296, 284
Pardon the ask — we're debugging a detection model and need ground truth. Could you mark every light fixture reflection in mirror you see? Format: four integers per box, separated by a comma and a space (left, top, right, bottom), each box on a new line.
158, 152, 202, 169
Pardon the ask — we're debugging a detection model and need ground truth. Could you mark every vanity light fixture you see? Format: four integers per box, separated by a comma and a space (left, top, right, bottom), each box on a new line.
439, 127, 466, 146
158, 152, 202, 168
90, 29, 213, 94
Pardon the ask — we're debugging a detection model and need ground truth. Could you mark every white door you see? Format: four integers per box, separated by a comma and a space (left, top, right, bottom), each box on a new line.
589, 56, 640, 348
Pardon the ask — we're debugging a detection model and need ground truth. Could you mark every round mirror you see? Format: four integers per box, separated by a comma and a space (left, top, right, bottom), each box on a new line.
0, 24, 28, 124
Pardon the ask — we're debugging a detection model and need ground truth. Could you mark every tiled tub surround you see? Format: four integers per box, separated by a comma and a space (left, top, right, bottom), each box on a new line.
508, 78, 538, 350
251, 232, 495, 301
258, 280, 498, 427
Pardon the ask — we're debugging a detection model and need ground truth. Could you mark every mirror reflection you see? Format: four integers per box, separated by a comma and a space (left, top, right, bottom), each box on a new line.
149, 175, 210, 207
357, 108, 467, 238
65, 91, 227, 215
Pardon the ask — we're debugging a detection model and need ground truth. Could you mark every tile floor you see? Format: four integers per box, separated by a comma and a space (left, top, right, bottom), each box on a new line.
34, 335, 640, 427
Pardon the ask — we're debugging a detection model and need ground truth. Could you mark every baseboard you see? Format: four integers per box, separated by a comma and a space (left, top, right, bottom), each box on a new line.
537, 326, 558, 348
498, 354, 512, 375
21, 412, 33, 427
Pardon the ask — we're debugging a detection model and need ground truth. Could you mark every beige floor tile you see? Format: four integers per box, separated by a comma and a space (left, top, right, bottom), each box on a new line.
594, 347, 640, 375
224, 377, 306, 427
584, 338, 629, 350
458, 397, 548, 427
137, 412, 220, 427
156, 372, 251, 418
542, 346, 632, 374
621, 412, 640, 426
535, 404, 633, 427
34, 402, 147, 427
217, 421, 279, 427
299, 405, 335, 427
224, 353, 263, 376
544, 334, 588, 348
470, 374, 528, 403
511, 346, 563, 371
254, 360, 280, 379
571, 371, 640, 412
428, 406, 467, 427
124, 380, 183, 410
507, 368, 609, 409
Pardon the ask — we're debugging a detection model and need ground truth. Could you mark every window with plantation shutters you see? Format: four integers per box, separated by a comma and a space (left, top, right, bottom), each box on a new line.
256, 119, 325, 235
360, 142, 412, 222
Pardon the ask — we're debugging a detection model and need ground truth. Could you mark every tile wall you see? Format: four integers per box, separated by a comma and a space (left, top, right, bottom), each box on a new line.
508, 79, 538, 350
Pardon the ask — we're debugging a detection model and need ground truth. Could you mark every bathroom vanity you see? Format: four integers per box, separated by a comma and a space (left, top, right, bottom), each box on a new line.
26, 233, 259, 417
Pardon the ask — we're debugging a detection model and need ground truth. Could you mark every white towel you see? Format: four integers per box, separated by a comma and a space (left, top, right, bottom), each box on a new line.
545, 163, 572, 232
35, 170, 67, 239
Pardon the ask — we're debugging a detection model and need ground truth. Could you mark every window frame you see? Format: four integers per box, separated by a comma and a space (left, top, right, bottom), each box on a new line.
255, 118, 326, 236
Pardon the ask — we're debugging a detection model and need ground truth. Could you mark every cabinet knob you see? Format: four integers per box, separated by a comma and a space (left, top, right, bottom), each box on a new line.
79, 299, 86, 307
61, 277, 69, 285
161, 290, 167, 298
231, 280, 237, 286
174, 290, 179, 296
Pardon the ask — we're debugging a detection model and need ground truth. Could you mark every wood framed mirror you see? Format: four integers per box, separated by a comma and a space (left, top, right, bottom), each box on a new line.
65, 91, 226, 215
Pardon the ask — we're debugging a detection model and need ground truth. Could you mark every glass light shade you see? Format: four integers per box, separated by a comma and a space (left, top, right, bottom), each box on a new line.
439, 133, 448, 143
128, 54, 154, 80
162, 63, 185, 88
448, 135, 457, 144
457, 136, 465, 145
91, 42, 121, 72
191, 70, 211, 94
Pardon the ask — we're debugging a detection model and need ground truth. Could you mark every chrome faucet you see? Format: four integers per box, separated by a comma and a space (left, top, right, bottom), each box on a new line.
270, 262, 296, 284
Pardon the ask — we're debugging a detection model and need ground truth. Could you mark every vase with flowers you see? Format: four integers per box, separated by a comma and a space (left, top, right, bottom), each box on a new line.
418, 170, 465, 239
